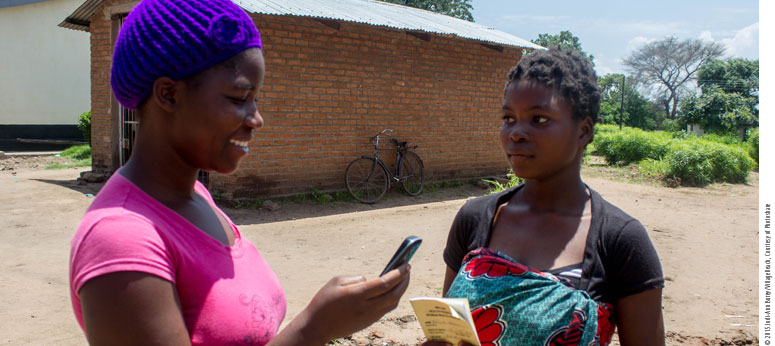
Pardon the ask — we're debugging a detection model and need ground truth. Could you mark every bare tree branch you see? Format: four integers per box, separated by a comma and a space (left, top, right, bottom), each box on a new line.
623, 36, 725, 118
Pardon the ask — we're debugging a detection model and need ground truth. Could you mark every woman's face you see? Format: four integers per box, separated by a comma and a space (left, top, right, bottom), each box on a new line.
499, 79, 589, 181
171, 48, 265, 174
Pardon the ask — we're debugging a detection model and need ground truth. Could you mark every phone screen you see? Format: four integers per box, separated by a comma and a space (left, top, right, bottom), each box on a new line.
380, 236, 422, 276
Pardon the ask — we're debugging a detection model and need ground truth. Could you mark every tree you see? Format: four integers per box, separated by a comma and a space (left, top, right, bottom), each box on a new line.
598, 73, 662, 130
531, 31, 594, 65
698, 58, 759, 114
679, 86, 757, 135
623, 37, 725, 120
380, 0, 474, 21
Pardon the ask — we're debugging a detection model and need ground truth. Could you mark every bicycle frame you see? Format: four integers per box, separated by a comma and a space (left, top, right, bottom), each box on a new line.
362, 130, 414, 183
345, 129, 424, 203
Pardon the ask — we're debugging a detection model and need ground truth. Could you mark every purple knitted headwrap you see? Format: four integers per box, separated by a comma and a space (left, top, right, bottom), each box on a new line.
111, 0, 263, 110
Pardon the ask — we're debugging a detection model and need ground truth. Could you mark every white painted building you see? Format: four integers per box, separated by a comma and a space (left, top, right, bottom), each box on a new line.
0, 0, 90, 150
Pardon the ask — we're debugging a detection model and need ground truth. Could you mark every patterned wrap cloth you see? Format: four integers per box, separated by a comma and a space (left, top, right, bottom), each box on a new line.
446, 248, 615, 346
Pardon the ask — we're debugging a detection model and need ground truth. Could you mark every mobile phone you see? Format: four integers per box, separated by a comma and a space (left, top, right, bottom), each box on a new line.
380, 236, 422, 277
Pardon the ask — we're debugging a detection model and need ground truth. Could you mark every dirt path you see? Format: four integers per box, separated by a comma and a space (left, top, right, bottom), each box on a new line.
0, 155, 759, 345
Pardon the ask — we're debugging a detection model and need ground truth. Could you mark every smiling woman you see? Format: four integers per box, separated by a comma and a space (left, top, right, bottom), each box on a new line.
68, 1, 411, 345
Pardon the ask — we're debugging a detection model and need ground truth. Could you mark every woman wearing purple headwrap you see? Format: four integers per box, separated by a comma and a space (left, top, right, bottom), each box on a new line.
68, 1, 410, 345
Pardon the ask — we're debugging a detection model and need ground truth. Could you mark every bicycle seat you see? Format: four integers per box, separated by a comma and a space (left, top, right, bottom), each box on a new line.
391, 138, 407, 147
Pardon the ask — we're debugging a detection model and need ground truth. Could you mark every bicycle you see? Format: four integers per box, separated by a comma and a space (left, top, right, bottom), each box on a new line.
345, 129, 425, 204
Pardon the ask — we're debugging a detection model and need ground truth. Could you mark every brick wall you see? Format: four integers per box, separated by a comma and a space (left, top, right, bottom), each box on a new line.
89, 2, 522, 198
89, 0, 119, 173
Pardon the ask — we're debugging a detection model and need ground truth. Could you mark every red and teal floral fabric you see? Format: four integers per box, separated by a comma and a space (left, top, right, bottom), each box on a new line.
447, 248, 615, 346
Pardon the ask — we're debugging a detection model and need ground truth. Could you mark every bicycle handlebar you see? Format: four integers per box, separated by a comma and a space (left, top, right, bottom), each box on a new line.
370, 129, 393, 146
369, 129, 419, 152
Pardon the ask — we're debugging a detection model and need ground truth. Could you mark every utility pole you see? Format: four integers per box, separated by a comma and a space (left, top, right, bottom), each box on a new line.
619, 75, 625, 130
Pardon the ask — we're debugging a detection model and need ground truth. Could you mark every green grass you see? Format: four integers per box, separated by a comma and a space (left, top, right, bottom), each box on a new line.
581, 156, 665, 186
46, 145, 92, 170
423, 179, 469, 193
235, 199, 263, 209
281, 189, 357, 205
45, 159, 91, 170
485, 171, 524, 194
60, 145, 91, 160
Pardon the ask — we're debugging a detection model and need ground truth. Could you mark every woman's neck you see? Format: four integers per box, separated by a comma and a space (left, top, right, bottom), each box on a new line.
516, 171, 589, 215
120, 133, 200, 206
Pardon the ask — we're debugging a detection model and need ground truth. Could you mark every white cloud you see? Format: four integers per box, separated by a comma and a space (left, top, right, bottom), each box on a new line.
698, 30, 714, 42
720, 22, 758, 57
622, 23, 758, 60
625, 36, 656, 53
695, 23, 758, 58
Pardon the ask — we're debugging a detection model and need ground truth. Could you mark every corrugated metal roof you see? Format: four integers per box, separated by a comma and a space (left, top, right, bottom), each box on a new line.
58, 0, 101, 31
59, 0, 544, 50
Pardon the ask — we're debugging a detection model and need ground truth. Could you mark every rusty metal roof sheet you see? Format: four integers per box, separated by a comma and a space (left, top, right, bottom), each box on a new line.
60, 0, 543, 50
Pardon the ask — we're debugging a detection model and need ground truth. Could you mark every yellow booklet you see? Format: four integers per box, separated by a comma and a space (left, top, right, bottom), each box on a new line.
409, 297, 481, 346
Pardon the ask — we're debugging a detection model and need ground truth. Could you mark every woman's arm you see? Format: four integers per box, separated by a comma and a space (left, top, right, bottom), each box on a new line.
441, 266, 457, 297
79, 272, 191, 346
81, 264, 410, 346
615, 288, 665, 346
267, 263, 412, 345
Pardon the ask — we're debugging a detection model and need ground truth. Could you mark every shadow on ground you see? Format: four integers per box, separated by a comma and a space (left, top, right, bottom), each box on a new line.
31, 175, 492, 227
223, 184, 490, 226
33, 178, 104, 196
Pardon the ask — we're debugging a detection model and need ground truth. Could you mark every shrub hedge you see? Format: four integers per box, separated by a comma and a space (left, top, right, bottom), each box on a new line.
662, 139, 754, 186
591, 125, 755, 186
594, 126, 672, 165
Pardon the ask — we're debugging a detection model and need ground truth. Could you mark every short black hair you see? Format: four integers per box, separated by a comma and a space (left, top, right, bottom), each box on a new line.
506, 46, 600, 124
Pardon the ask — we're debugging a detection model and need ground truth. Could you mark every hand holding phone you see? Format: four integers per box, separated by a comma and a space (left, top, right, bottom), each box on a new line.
380, 236, 422, 277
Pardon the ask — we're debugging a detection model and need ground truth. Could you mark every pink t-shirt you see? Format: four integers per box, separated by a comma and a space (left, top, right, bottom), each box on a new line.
70, 171, 286, 345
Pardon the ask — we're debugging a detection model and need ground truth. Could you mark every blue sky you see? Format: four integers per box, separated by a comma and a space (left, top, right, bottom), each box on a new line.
469, 0, 760, 76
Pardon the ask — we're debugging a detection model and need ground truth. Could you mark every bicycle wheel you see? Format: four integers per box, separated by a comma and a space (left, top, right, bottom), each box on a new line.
399, 151, 424, 196
345, 157, 389, 204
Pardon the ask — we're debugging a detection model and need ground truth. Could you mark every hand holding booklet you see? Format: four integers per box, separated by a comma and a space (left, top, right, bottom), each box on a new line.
409, 297, 481, 346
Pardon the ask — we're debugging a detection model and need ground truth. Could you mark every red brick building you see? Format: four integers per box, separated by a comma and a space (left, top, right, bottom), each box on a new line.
60, 0, 541, 199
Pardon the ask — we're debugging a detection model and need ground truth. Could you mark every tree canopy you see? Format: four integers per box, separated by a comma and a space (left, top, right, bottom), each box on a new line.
380, 0, 474, 21
679, 58, 759, 135
698, 58, 759, 104
598, 73, 662, 130
679, 86, 757, 135
623, 37, 725, 120
530, 31, 594, 65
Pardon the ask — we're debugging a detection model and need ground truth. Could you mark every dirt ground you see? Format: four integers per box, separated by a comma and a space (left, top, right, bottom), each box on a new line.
0, 154, 759, 345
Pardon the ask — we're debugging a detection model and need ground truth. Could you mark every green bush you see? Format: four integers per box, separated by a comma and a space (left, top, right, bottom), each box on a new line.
638, 158, 669, 178
698, 133, 744, 146
748, 128, 759, 164
662, 139, 754, 186
594, 123, 621, 135
670, 130, 689, 140
660, 118, 683, 132
594, 126, 672, 165
78, 111, 91, 144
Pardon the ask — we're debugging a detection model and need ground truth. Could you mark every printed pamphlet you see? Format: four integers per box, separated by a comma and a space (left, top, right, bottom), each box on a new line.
409, 297, 481, 346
